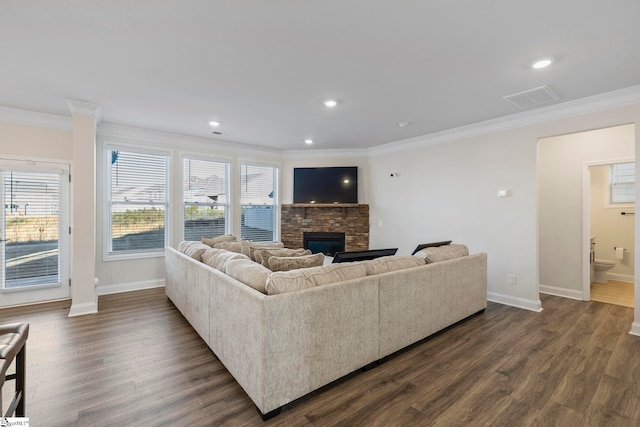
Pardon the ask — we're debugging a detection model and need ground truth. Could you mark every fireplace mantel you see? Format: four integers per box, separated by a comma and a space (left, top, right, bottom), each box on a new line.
281, 204, 369, 251
290, 203, 364, 219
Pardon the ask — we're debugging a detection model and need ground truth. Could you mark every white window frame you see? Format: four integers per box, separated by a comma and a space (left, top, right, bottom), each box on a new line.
608, 162, 635, 206
181, 154, 231, 241
239, 161, 279, 242
103, 144, 171, 261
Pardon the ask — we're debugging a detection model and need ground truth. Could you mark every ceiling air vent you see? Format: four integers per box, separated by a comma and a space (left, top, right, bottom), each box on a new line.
503, 85, 559, 109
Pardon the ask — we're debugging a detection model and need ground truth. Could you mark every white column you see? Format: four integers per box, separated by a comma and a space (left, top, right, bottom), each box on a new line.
67, 100, 101, 317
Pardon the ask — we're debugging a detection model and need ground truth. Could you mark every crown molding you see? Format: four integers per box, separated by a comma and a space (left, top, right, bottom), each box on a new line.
66, 99, 101, 122
97, 122, 282, 156
369, 85, 640, 156
0, 105, 72, 131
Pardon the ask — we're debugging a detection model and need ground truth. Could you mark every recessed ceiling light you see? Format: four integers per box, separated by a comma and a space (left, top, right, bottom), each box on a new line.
323, 99, 338, 108
532, 58, 552, 69
397, 121, 410, 127
304, 139, 314, 144
209, 121, 221, 127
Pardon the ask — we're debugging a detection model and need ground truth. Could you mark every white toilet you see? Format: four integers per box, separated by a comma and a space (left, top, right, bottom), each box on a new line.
593, 259, 615, 283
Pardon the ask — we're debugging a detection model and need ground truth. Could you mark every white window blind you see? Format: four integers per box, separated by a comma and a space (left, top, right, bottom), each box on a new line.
2, 171, 60, 286
610, 162, 635, 204
183, 157, 229, 241
108, 149, 168, 254
240, 163, 278, 242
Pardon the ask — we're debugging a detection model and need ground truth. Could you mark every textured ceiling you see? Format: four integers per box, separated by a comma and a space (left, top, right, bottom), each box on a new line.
1, 0, 639, 150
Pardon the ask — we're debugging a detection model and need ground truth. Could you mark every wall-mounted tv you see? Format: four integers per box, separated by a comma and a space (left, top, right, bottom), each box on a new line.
293, 166, 358, 204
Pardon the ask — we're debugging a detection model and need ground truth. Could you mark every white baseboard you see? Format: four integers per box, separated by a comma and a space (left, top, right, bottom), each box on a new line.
608, 273, 634, 283
539, 284, 584, 301
487, 291, 543, 312
68, 302, 98, 317
97, 279, 165, 296
630, 322, 640, 336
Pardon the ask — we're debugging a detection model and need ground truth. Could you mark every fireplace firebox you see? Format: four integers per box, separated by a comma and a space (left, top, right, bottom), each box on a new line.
303, 232, 346, 256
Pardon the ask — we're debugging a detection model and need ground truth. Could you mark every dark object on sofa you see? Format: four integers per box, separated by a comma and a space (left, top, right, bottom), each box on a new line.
332, 248, 398, 263
411, 240, 452, 255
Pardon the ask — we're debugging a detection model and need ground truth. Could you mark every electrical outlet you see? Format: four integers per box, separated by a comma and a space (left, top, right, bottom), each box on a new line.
508, 274, 517, 285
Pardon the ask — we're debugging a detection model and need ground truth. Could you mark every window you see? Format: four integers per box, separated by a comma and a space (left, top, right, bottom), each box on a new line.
610, 162, 635, 204
183, 157, 229, 241
240, 163, 278, 242
107, 148, 169, 256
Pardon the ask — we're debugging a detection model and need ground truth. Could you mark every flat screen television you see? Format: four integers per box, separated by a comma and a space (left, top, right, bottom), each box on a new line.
293, 167, 358, 204
332, 248, 398, 263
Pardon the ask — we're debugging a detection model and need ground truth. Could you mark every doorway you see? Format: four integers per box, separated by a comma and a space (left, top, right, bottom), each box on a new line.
584, 162, 635, 307
0, 159, 70, 307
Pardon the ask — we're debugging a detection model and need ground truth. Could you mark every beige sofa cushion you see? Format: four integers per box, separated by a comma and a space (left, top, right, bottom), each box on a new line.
201, 248, 249, 271
214, 240, 243, 253
224, 258, 271, 293
200, 234, 237, 247
362, 255, 423, 276
256, 248, 311, 267
241, 240, 286, 261
265, 263, 367, 295
414, 244, 469, 263
177, 241, 211, 262
268, 252, 325, 272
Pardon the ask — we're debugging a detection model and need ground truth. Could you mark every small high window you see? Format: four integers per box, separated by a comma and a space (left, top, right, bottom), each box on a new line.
610, 162, 635, 204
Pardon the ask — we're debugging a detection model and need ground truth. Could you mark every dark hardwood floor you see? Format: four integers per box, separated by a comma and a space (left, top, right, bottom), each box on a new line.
1, 288, 639, 426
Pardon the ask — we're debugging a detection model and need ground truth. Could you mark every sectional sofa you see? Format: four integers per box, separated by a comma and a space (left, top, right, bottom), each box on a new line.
164, 242, 487, 419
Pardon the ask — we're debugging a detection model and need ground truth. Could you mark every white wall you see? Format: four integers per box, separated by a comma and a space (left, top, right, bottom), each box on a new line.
0, 121, 72, 160
369, 126, 539, 310
590, 164, 635, 282
368, 103, 640, 312
538, 124, 634, 298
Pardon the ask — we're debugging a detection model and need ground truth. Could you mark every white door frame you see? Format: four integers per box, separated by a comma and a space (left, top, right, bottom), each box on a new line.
582, 158, 635, 301
0, 159, 70, 307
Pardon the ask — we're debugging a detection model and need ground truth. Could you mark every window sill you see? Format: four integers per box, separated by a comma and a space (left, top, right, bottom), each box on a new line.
103, 250, 165, 263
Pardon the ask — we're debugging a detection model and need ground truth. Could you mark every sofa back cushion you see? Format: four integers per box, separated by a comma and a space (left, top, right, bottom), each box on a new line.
200, 234, 237, 247
268, 252, 325, 272
255, 248, 311, 267
214, 240, 243, 253
177, 241, 211, 262
201, 248, 249, 271
241, 240, 286, 261
413, 244, 469, 263
265, 263, 367, 295
362, 255, 423, 276
224, 258, 271, 293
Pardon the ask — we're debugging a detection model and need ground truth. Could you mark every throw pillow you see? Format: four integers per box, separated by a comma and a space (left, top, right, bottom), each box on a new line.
177, 241, 211, 262
201, 248, 249, 271
200, 234, 237, 247
224, 258, 271, 293
268, 252, 325, 272
256, 248, 311, 267
214, 241, 243, 253
414, 244, 469, 263
242, 241, 286, 261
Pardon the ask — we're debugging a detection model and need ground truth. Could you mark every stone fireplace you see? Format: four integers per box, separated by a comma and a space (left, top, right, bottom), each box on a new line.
280, 204, 369, 252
